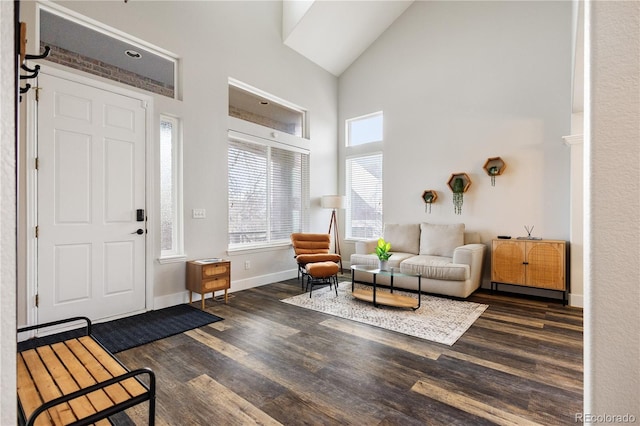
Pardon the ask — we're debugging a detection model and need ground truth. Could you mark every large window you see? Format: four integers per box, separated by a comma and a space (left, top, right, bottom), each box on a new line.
228, 137, 309, 249
346, 112, 383, 239
159, 115, 184, 260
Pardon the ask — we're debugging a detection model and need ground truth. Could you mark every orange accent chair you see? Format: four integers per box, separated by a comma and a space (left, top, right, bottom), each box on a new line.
291, 233, 342, 292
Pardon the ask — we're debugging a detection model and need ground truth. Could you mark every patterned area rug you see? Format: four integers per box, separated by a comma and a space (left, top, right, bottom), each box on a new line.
281, 282, 487, 346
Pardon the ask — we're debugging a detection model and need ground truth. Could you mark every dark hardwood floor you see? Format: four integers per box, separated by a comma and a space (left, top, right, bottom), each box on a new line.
116, 276, 583, 425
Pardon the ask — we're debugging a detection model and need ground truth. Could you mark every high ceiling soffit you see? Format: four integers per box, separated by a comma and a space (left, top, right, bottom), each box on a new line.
283, 0, 414, 76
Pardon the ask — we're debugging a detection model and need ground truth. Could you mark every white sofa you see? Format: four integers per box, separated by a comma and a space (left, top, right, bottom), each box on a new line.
350, 223, 486, 298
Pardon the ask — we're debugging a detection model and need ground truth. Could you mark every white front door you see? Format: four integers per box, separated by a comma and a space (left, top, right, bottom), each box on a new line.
36, 72, 147, 323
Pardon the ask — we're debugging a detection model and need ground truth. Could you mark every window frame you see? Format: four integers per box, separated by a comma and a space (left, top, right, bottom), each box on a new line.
229, 78, 308, 139
227, 80, 311, 252
158, 114, 185, 262
345, 111, 384, 241
346, 111, 383, 147
227, 131, 310, 253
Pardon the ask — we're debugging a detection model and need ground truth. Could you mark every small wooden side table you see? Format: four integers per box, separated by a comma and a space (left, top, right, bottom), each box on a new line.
186, 259, 231, 310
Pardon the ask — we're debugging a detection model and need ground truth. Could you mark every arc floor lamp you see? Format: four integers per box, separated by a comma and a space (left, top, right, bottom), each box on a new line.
321, 195, 346, 271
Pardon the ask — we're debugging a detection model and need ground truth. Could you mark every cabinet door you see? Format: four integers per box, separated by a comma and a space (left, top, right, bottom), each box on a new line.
492, 240, 525, 284
525, 242, 565, 290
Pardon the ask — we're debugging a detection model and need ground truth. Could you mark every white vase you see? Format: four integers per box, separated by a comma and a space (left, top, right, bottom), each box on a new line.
379, 260, 388, 271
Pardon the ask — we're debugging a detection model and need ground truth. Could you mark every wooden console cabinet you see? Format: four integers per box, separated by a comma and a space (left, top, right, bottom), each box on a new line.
491, 239, 567, 304
186, 259, 231, 310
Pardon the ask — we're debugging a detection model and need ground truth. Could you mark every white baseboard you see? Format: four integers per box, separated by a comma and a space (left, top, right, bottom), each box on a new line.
153, 269, 298, 310
569, 293, 584, 308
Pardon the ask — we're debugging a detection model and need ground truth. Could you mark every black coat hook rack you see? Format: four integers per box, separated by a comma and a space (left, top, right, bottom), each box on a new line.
20, 64, 40, 80
18, 22, 50, 102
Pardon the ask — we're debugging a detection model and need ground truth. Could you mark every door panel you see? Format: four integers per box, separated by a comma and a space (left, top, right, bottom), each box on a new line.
54, 130, 91, 223
37, 73, 146, 323
54, 244, 91, 303
104, 241, 135, 295
105, 137, 135, 222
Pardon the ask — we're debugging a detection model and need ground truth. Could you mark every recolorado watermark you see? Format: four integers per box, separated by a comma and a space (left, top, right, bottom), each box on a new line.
576, 413, 637, 423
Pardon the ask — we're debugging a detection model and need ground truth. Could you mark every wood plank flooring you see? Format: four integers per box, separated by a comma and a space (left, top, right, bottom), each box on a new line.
114, 276, 583, 425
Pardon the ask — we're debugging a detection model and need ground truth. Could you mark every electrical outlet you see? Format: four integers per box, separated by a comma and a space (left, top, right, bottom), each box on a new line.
244, 260, 251, 270
192, 208, 206, 219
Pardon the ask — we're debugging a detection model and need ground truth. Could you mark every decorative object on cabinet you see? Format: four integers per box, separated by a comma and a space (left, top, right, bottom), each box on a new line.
446, 173, 471, 215
483, 157, 506, 186
321, 195, 346, 270
186, 259, 231, 310
422, 190, 438, 214
518, 225, 541, 240
491, 239, 568, 305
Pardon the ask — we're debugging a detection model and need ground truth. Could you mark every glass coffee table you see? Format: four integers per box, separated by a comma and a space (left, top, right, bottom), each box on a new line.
350, 265, 422, 310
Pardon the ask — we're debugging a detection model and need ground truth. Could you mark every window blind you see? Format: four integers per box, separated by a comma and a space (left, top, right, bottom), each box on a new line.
346, 153, 383, 239
228, 139, 309, 248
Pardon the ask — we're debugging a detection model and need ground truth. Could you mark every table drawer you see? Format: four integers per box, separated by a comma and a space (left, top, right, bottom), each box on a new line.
202, 277, 229, 292
202, 263, 229, 277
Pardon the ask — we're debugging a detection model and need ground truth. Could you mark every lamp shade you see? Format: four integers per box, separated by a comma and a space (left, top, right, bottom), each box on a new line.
321, 195, 346, 209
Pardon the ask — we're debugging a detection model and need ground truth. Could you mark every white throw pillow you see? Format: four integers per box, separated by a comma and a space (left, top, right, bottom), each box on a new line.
383, 223, 420, 254
419, 223, 465, 257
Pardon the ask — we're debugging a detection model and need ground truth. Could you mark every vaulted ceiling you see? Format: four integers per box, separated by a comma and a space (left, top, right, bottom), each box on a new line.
282, 0, 414, 76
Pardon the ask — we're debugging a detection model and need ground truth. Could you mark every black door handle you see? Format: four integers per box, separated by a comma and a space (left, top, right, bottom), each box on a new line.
131, 229, 144, 235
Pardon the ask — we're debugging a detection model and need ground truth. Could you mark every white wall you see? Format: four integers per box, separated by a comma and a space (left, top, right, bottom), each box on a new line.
0, 0, 17, 421
338, 1, 573, 297
585, 0, 640, 417
18, 0, 338, 313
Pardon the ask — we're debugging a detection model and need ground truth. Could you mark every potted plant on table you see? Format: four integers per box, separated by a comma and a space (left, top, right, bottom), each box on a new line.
375, 238, 392, 271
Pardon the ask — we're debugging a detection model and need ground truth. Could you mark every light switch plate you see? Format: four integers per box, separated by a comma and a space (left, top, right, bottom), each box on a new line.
192, 208, 206, 219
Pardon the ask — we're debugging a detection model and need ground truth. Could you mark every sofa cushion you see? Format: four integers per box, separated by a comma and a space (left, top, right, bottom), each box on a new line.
400, 255, 470, 281
420, 223, 465, 257
383, 224, 420, 254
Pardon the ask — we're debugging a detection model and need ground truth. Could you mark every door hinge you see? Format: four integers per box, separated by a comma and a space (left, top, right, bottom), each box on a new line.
35, 225, 39, 238
35, 294, 39, 307
35, 157, 39, 170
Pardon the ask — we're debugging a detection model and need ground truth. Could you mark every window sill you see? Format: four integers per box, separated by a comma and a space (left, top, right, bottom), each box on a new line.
227, 242, 291, 255
345, 238, 376, 243
157, 255, 187, 264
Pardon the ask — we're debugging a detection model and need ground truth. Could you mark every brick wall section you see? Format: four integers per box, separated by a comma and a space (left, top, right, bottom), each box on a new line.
229, 105, 296, 134
41, 42, 175, 98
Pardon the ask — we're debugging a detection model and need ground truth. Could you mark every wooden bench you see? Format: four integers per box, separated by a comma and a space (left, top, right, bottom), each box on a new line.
17, 317, 156, 426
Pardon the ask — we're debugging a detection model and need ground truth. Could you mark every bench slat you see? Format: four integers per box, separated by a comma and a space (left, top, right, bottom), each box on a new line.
20, 349, 76, 425
79, 337, 147, 397
36, 345, 97, 421
17, 354, 48, 424
50, 341, 115, 414
64, 338, 132, 405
